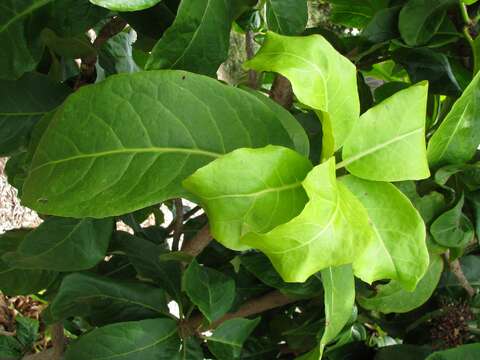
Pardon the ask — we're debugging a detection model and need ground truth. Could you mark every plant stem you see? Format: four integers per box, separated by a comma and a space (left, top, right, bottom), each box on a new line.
270, 75, 294, 109
167, 206, 201, 234
181, 224, 212, 257
51, 323, 65, 360
246, 30, 259, 89
444, 253, 476, 297
460, 2, 472, 25
459, 1, 479, 75
172, 199, 184, 251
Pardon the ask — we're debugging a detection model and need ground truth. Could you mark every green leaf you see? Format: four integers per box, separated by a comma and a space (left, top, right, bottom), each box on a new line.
358, 255, 443, 314
0, 230, 57, 296
362, 6, 401, 43
396, 182, 446, 224
0, 0, 53, 79
207, 317, 260, 360
340, 82, 430, 182
0, 336, 22, 359
145, 0, 235, 77
64, 318, 180, 360
183, 146, 312, 250
329, 0, 389, 28
319, 265, 355, 356
240, 253, 323, 297
178, 338, 204, 360
376, 345, 433, 360
0, 72, 71, 156
4, 217, 113, 271
430, 195, 474, 248
427, 71, 480, 167
242, 158, 375, 283
426, 343, 480, 359
399, 0, 455, 46
183, 260, 235, 323
89, 0, 162, 11
266, 0, 308, 35
41, 28, 96, 59
439, 255, 480, 290
21, 70, 305, 218
244, 32, 360, 151
15, 316, 39, 349
99, 29, 140, 75
47, 272, 169, 325
463, 0, 479, 4
340, 176, 429, 291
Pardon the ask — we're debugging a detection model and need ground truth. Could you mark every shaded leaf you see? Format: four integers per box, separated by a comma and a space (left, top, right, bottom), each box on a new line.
64, 318, 180, 360
358, 255, 443, 313
428, 71, 480, 167
183, 260, 235, 323
245, 32, 359, 151
99, 29, 141, 75
362, 6, 401, 43
340, 82, 430, 182
41, 28, 96, 59
329, 0, 389, 29
426, 343, 480, 359
21, 70, 305, 218
266, 0, 308, 35
90, 0, 162, 11
207, 317, 260, 360
4, 217, 113, 271
47, 272, 169, 325
183, 146, 312, 250
375, 345, 433, 360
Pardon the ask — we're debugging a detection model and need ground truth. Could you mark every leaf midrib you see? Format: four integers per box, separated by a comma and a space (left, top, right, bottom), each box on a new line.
202, 181, 303, 200
0, 0, 53, 33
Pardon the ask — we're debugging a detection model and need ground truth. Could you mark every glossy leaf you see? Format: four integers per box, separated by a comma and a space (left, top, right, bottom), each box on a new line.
0, 230, 57, 296
64, 318, 180, 360
245, 32, 359, 151
21, 70, 306, 218
145, 0, 235, 77
430, 195, 474, 248
183, 260, 235, 323
266, 0, 308, 35
242, 158, 375, 283
4, 217, 113, 271
90, 0, 162, 11
340, 176, 429, 290
358, 255, 443, 313
340, 82, 430, 182
426, 343, 480, 359
0, 72, 71, 156
47, 272, 169, 325
399, 0, 455, 46
320, 265, 355, 356
362, 6, 401, 43
183, 146, 312, 250
329, 0, 389, 28
427, 71, 480, 167
207, 317, 260, 360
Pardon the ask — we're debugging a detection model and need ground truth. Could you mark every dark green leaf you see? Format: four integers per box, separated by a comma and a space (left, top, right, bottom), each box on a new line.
15, 316, 39, 349
207, 317, 260, 360
47, 272, 169, 325
430, 195, 474, 248
266, 0, 308, 35
64, 318, 180, 360
373, 82, 409, 104
426, 343, 480, 359
439, 255, 480, 290
0, 336, 22, 359
21, 71, 305, 218
0, 72, 70, 156
178, 338, 204, 360
362, 6, 400, 43
329, 0, 389, 28
41, 28, 96, 59
4, 217, 113, 271
375, 345, 433, 360
183, 260, 235, 323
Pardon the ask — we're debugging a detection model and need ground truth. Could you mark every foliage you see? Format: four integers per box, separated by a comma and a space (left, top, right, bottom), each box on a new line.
1, 0, 480, 359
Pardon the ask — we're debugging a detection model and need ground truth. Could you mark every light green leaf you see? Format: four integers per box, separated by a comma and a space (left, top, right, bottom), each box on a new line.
0, 0, 53, 79
319, 265, 355, 356
0, 72, 71, 156
329, 0, 389, 28
183, 260, 235, 323
145, 0, 234, 77
399, 0, 455, 46
207, 317, 260, 360
358, 255, 443, 314
242, 158, 375, 283
0, 230, 57, 296
183, 146, 312, 250
21, 70, 305, 218
64, 318, 180, 360
244, 32, 360, 151
340, 176, 429, 291
89, 0, 162, 11
427, 71, 480, 167
463, 0, 479, 4
340, 82, 430, 182
4, 217, 113, 271
426, 343, 480, 359
266, 0, 308, 35
430, 195, 474, 248
47, 272, 169, 325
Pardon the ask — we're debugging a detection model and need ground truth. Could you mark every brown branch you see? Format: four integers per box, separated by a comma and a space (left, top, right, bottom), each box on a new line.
181, 290, 295, 337
449, 257, 476, 297
181, 225, 212, 258
23, 348, 55, 360
245, 30, 258, 89
75, 17, 128, 89
270, 74, 294, 109
167, 205, 201, 234
172, 199, 184, 251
